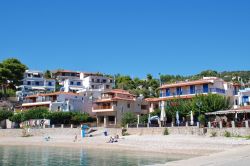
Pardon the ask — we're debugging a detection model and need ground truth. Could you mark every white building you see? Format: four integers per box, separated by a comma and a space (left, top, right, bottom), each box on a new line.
234, 88, 250, 108
16, 70, 56, 101
63, 72, 113, 99
22, 92, 92, 114
51, 70, 80, 86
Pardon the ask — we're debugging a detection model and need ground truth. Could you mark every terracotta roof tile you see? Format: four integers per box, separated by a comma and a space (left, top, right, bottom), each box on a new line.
26, 92, 79, 98
160, 79, 215, 89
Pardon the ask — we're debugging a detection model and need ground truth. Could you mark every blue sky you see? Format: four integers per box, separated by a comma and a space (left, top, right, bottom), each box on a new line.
0, 0, 249, 78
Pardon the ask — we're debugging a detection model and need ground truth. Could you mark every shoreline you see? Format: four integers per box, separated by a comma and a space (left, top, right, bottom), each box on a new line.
1, 134, 250, 165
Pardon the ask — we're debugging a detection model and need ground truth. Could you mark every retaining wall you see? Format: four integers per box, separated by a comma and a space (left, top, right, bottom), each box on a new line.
1, 127, 250, 137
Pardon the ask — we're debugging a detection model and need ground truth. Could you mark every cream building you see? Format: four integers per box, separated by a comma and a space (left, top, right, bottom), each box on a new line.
92, 89, 148, 127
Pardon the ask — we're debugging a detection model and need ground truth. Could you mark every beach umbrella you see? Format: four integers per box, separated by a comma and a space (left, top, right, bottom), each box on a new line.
160, 107, 166, 122
190, 111, 194, 126
148, 114, 151, 124
176, 111, 180, 126
235, 112, 238, 120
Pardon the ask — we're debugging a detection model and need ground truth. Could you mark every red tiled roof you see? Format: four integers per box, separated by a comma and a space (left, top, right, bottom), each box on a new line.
146, 95, 194, 102
236, 106, 250, 110
104, 89, 135, 96
52, 70, 79, 73
94, 97, 135, 103
145, 98, 161, 102
26, 92, 79, 98
160, 79, 215, 89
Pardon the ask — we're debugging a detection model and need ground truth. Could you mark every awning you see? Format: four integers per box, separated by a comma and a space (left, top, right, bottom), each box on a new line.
206, 109, 250, 115
31, 87, 46, 90
69, 87, 83, 90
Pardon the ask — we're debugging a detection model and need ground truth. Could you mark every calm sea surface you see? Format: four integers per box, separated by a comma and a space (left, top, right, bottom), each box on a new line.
0, 146, 183, 166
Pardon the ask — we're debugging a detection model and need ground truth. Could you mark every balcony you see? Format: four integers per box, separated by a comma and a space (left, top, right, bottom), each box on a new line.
92, 105, 115, 113
160, 88, 226, 98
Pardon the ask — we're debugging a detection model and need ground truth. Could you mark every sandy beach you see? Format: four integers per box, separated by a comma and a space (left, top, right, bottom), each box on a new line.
1, 132, 250, 165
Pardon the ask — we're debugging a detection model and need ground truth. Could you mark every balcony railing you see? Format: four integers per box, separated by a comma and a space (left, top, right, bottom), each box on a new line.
160, 88, 226, 97
93, 105, 112, 110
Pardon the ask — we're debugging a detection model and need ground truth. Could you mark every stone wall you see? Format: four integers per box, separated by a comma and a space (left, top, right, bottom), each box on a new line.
1, 127, 250, 137
0, 127, 121, 137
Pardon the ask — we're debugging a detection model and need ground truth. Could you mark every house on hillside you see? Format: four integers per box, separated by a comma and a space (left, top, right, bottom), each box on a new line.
21, 92, 92, 114
51, 70, 80, 86
16, 70, 56, 101
234, 88, 250, 108
63, 72, 113, 99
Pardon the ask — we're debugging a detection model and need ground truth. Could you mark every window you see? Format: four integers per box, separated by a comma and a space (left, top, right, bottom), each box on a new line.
102, 79, 106, 83
166, 88, 170, 96
106, 85, 110, 89
203, 84, 209, 93
77, 82, 81, 86
48, 82, 52, 86
70, 81, 74, 85
35, 81, 39, 86
91, 85, 95, 89
27, 81, 31, 85
110, 80, 113, 83
176, 87, 182, 95
190, 85, 195, 94
127, 103, 131, 108
235, 99, 238, 105
27, 74, 31, 77
97, 79, 100, 83
91, 79, 94, 82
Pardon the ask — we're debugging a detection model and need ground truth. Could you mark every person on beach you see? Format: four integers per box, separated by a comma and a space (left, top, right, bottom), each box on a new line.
74, 133, 78, 142
107, 136, 114, 143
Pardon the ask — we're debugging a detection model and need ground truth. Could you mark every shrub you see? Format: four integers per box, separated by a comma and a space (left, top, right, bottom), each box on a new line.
198, 114, 206, 126
210, 131, 217, 137
122, 128, 129, 136
121, 112, 137, 127
163, 128, 169, 135
224, 131, 231, 137
23, 107, 49, 121
70, 113, 89, 125
139, 114, 148, 124
0, 109, 13, 121
9, 113, 25, 124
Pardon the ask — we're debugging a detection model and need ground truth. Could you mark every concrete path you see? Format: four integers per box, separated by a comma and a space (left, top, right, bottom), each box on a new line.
157, 145, 250, 166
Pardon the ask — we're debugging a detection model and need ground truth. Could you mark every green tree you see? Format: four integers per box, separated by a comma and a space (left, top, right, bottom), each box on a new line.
198, 70, 218, 77
44, 70, 52, 79
70, 113, 89, 125
22, 107, 49, 121
9, 113, 25, 124
121, 112, 137, 127
164, 94, 231, 122
0, 58, 27, 99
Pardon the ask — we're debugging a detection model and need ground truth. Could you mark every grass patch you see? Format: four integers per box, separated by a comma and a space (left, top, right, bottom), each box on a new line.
224, 131, 231, 137
244, 135, 250, 140
163, 128, 169, 135
210, 131, 217, 137
122, 128, 130, 136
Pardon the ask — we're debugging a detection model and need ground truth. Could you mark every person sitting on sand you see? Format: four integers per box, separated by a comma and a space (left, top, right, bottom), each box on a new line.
114, 134, 119, 140
107, 136, 114, 143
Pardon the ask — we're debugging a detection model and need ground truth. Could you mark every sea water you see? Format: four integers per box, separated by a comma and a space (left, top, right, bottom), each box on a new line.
0, 146, 182, 166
